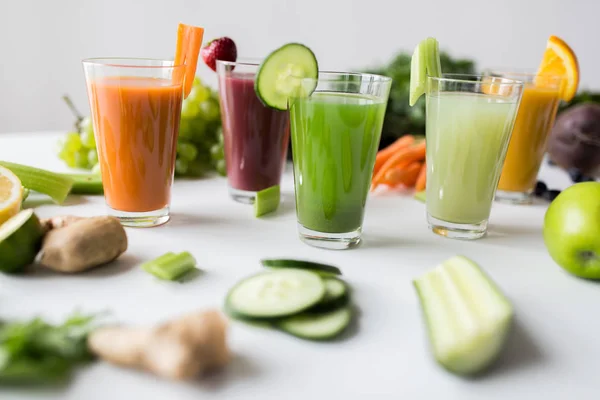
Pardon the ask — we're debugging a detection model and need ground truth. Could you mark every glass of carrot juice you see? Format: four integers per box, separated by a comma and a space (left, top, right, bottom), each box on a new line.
82, 58, 184, 227
487, 71, 563, 204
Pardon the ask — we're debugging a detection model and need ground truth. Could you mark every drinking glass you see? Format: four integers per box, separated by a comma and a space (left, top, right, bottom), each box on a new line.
82, 58, 184, 227
216, 60, 290, 204
425, 74, 524, 239
486, 71, 563, 204
289, 72, 392, 250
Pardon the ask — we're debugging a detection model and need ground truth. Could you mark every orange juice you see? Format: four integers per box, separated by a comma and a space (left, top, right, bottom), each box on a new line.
88, 77, 183, 213
497, 84, 560, 199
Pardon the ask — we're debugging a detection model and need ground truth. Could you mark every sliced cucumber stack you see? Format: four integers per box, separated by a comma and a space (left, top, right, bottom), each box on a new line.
261, 258, 342, 276
225, 259, 355, 341
414, 256, 514, 376
0, 209, 44, 273
255, 43, 319, 111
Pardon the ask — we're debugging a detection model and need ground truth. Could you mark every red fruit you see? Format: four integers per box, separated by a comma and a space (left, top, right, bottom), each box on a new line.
201, 37, 237, 72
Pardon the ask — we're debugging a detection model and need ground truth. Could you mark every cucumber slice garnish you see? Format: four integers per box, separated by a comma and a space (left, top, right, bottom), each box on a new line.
277, 306, 353, 340
254, 185, 280, 217
413, 256, 514, 376
255, 43, 319, 111
409, 37, 441, 106
261, 258, 342, 276
226, 269, 325, 318
309, 278, 350, 312
0, 209, 44, 273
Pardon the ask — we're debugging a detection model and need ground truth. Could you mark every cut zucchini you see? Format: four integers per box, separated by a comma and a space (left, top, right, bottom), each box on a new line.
261, 258, 342, 276
413, 255, 514, 376
255, 43, 319, 111
254, 185, 280, 217
226, 269, 325, 318
0, 209, 44, 273
310, 278, 350, 312
277, 306, 352, 340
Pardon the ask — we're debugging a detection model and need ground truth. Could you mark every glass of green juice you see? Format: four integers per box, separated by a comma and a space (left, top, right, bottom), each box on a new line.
425, 74, 524, 240
289, 72, 392, 250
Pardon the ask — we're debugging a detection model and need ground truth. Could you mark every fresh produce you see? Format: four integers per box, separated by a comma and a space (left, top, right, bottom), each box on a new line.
39, 216, 127, 273
255, 43, 319, 111
536, 35, 579, 103
261, 258, 342, 276
414, 256, 514, 376
366, 50, 475, 148
371, 134, 426, 191
174, 23, 205, 98
548, 104, 600, 177
254, 185, 280, 217
201, 37, 238, 72
0, 312, 96, 385
88, 310, 229, 381
0, 210, 44, 273
141, 251, 197, 281
226, 261, 353, 340
414, 191, 426, 203
63, 173, 103, 195
0, 166, 23, 225
543, 182, 600, 279
409, 37, 441, 106
0, 161, 73, 204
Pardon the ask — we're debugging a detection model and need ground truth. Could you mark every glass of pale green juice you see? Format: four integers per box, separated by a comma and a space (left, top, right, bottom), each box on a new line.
289, 72, 392, 250
426, 74, 524, 240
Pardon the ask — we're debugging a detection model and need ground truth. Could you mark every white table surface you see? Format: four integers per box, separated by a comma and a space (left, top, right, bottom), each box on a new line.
0, 131, 597, 400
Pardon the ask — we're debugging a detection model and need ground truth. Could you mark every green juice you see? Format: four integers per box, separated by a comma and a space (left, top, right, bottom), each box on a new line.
290, 92, 387, 233
426, 92, 519, 224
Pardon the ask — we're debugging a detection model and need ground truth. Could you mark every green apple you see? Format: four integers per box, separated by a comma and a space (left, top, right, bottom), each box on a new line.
543, 181, 600, 279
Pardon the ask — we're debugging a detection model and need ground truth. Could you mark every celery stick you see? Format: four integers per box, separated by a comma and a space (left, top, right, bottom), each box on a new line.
141, 252, 196, 281
61, 173, 103, 195
254, 185, 280, 217
0, 161, 73, 204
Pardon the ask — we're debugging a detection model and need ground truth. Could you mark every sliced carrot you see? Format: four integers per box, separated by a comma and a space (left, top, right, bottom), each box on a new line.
174, 23, 205, 98
415, 162, 427, 191
382, 162, 422, 187
373, 135, 415, 175
372, 141, 426, 187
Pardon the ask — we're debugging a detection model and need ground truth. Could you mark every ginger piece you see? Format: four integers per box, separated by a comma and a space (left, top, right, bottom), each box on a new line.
40, 215, 84, 233
88, 310, 230, 381
39, 216, 127, 273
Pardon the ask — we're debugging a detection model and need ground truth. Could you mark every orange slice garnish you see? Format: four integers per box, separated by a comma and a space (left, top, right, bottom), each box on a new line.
535, 35, 579, 102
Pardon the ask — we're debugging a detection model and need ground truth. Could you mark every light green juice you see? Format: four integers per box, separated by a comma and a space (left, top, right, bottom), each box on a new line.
426, 92, 519, 224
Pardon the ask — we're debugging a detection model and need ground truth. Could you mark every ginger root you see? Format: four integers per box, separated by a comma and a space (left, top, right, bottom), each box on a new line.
39, 216, 127, 273
88, 310, 230, 381
40, 215, 85, 234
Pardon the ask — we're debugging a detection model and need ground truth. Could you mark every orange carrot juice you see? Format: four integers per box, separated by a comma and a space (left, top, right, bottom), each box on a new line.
496, 77, 561, 203
88, 77, 182, 215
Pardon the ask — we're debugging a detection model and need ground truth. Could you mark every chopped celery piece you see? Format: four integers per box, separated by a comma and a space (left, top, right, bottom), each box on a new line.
61, 173, 103, 195
254, 185, 280, 217
141, 251, 196, 281
0, 161, 73, 204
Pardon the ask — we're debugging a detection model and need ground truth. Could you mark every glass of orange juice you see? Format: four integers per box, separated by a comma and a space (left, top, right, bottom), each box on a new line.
487, 71, 563, 204
82, 58, 185, 227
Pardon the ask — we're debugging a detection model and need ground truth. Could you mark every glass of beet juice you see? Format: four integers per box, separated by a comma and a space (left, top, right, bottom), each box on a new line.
216, 60, 290, 203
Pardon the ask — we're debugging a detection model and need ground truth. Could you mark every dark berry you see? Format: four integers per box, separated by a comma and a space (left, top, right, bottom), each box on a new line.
543, 189, 561, 202
534, 181, 547, 197
567, 167, 584, 183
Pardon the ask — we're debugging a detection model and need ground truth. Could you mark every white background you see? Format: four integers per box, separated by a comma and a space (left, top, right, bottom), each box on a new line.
0, 0, 597, 133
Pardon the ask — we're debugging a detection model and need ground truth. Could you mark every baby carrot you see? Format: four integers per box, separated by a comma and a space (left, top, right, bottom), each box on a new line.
415, 162, 427, 191
372, 142, 426, 187
373, 135, 415, 175
382, 162, 422, 187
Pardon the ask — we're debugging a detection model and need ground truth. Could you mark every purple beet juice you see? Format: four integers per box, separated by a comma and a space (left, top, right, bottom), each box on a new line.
218, 72, 289, 196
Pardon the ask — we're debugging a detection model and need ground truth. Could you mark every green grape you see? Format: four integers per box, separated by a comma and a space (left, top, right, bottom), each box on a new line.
177, 141, 198, 162
92, 163, 102, 176
88, 149, 99, 166
199, 99, 220, 122
210, 143, 224, 161
74, 149, 90, 169
193, 77, 202, 87
80, 116, 94, 135
80, 129, 96, 149
178, 119, 195, 140
65, 132, 82, 152
216, 159, 226, 176
60, 149, 76, 168
181, 99, 200, 119
187, 160, 207, 177
187, 85, 210, 104
175, 159, 189, 175
187, 119, 207, 142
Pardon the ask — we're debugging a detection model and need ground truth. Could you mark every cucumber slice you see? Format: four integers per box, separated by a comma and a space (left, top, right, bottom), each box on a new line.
414, 191, 426, 203
409, 37, 441, 106
254, 185, 280, 217
226, 269, 325, 318
413, 256, 514, 376
0, 209, 44, 273
309, 277, 350, 312
261, 258, 342, 276
277, 306, 353, 340
255, 43, 319, 111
